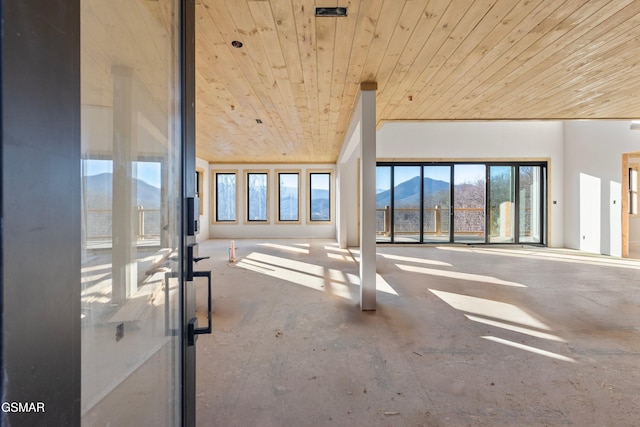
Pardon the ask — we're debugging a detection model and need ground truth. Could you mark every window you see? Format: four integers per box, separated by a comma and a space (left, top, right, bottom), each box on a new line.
277, 171, 300, 223
214, 171, 237, 222
309, 171, 332, 222
247, 171, 269, 222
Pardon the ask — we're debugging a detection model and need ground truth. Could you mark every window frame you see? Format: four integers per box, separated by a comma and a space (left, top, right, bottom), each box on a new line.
307, 169, 334, 224
212, 170, 238, 224
245, 170, 270, 223
276, 169, 301, 224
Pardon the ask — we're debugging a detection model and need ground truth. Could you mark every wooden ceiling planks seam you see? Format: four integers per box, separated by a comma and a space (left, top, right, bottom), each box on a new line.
226, 0, 301, 150
386, 0, 513, 121
199, 0, 297, 161
437, 0, 604, 119
442, 2, 628, 119
326, 0, 366, 156
478, 0, 640, 119
325, 0, 362, 158
410, 0, 551, 120
196, 2, 272, 160
376, 0, 454, 122
294, 0, 323, 160
495, 9, 640, 119
249, 0, 306, 156
416, 0, 566, 120
193, 0, 640, 163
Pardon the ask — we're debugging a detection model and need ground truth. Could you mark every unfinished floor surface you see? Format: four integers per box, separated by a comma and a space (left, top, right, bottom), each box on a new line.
193, 239, 640, 426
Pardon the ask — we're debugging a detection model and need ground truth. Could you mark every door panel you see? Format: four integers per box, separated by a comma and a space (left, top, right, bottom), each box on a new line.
489, 166, 516, 243
80, 0, 182, 424
519, 166, 543, 243
376, 166, 392, 242
423, 166, 452, 243
454, 164, 486, 243
393, 166, 422, 242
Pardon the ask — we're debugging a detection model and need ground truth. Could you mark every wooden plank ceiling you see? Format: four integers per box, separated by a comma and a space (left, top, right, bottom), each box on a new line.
196, 0, 640, 163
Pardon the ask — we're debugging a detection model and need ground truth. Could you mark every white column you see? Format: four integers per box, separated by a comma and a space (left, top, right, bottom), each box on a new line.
359, 82, 377, 310
112, 66, 138, 303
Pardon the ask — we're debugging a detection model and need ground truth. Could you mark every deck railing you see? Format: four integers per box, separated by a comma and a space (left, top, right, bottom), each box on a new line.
376, 206, 485, 236
84, 207, 161, 242
376, 205, 534, 238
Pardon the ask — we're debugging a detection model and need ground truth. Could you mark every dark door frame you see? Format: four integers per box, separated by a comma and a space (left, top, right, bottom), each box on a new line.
1, 0, 81, 425
2, 0, 198, 425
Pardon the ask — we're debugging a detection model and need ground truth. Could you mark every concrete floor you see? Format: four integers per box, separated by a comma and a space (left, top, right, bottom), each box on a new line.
194, 239, 640, 426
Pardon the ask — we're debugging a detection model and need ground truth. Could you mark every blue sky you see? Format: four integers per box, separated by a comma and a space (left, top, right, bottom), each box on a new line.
377, 164, 486, 193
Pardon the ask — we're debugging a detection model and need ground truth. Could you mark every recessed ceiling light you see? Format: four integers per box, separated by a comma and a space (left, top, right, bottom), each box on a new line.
315, 7, 347, 17
231, 40, 243, 48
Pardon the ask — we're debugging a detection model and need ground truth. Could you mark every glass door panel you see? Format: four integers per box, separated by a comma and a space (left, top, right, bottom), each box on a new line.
376, 166, 392, 242
423, 166, 451, 243
80, 0, 181, 425
393, 166, 422, 242
454, 164, 486, 243
489, 166, 516, 243
519, 166, 542, 243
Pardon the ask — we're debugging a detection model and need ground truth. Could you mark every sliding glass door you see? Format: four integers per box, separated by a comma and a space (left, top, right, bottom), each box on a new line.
453, 164, 486, 244
423, 166, 451, 243
519, 166, 543, 243
80, 0, 182, 425
393, 166, 422, 242
488, 166, 516, 243
377, 162, 546, 245
376, 166, 392, 242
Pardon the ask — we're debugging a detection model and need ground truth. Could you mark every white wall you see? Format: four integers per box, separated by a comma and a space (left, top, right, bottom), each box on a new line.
204, 121, 640, 257
337, 93, 363, 247
208, 163, 336, 239
373, 121, 565, 247
196, 157, 210, 243
563, 121, 640, 256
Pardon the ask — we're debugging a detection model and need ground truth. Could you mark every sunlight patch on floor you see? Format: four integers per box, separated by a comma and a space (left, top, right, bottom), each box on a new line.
429, 289, 547, 330
376, 273, 399, 296
436, 246, 640, 270
399, 264, 527, 288
257, 242, 309, 254
465, 315, 566, 342
236, 252, 357, 300
482, 336, 576, 363
378, 252, 452, 267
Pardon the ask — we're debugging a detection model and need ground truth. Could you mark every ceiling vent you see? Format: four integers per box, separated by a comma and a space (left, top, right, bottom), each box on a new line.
315, 7, 347, 17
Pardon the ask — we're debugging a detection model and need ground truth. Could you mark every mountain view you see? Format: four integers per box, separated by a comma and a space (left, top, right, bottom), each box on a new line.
310, 188, 330, 220
83, 173, 161, 209
376, 176, 450, 208
83, 173, 162, 239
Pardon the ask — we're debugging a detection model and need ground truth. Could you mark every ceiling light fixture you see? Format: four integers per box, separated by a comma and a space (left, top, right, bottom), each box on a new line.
315, 7, 347, 17
231, 40, 243, 48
